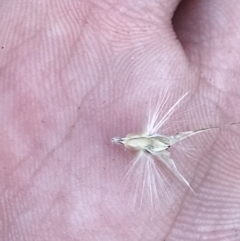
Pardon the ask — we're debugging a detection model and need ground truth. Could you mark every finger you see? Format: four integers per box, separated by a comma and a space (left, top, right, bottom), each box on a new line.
173, 0, 240, 76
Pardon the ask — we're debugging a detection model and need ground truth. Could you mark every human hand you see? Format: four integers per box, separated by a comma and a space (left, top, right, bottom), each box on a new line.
0, 0, 240, 240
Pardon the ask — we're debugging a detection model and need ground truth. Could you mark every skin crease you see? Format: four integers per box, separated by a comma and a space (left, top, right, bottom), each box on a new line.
0, 0, 240, 240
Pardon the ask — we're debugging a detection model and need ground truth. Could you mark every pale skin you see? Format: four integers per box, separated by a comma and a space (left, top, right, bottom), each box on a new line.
1, 0, 240, 240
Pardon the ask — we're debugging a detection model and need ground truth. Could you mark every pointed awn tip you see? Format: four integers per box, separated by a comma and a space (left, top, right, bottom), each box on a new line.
112, 137, 124, 144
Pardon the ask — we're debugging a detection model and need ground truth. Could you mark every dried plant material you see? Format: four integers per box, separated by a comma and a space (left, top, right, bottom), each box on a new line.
112, 90, 239, 210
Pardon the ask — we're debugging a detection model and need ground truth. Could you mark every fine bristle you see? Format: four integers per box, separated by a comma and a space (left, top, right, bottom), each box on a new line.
122, 151, 177, 211
147, 91, 189, 135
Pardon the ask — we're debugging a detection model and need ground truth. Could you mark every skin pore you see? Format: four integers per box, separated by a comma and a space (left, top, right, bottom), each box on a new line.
1, 0, 240, 240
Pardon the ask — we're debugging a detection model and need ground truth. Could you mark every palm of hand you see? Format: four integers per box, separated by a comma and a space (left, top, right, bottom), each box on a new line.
1, 0, 240, 240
